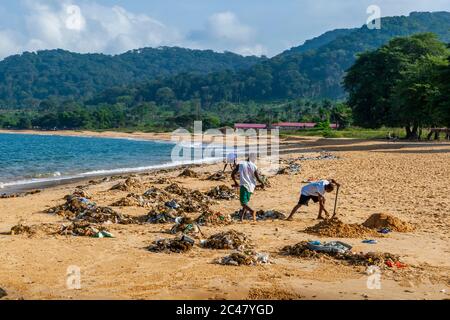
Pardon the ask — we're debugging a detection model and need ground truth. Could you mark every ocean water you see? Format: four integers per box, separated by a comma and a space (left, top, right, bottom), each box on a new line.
0, 133, 203, 191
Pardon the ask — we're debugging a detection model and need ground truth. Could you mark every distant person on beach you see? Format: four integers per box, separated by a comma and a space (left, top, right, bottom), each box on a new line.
287, 179, 340, 221
231, 154, 265, 221
223, 152, 238, 172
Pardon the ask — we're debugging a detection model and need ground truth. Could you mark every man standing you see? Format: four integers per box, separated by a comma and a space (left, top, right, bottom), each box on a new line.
231, 154, 265, 221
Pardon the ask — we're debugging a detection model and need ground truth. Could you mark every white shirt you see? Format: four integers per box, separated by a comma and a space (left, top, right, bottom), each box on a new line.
239, 161, 258, 193
301, 180, 330, 197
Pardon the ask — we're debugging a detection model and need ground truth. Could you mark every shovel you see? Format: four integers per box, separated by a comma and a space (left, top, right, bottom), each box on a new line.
331, 185, 340, 219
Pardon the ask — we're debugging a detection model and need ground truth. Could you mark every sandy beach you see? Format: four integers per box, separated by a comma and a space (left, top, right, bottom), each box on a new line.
0, 135, 449, 300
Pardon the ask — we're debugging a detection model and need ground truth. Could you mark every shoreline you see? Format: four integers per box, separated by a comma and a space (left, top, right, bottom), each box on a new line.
0, 129, 175, 142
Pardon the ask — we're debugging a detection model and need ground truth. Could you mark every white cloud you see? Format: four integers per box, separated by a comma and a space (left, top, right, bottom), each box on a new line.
236, 44, 268, 57
0, 0, 183, 59
207, 11, 254, 43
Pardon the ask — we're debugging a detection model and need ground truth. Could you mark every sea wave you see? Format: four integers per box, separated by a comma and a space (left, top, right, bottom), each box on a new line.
0, 156, 222, 190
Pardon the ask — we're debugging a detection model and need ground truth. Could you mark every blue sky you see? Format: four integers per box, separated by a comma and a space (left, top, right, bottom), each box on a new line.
0, 0, 449, 59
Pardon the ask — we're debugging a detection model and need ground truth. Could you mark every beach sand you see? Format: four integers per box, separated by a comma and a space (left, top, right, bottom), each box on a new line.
0, 136, 449, 300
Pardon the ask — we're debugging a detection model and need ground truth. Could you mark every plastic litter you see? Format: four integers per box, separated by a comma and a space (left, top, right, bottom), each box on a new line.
202, 230, 252, 250
147, 236, 194, 253
205, 185, 236, 200
362, 239, 378, 244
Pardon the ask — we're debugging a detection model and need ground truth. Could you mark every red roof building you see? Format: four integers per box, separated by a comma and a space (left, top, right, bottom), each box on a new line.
234, 123, 267, 130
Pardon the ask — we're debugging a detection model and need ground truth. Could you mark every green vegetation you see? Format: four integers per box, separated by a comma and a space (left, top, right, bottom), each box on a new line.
280, 127, 405, 139
344, 33, 450, 138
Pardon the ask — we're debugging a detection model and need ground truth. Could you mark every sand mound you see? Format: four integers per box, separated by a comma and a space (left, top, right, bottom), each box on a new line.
215, 251, 268, 266
363, 213, 414, 232
304, 218, 379, 238
203, 230, 252, 250
165, 183, 190, 197
206, 171, 226, 181
178, 169, 199, 178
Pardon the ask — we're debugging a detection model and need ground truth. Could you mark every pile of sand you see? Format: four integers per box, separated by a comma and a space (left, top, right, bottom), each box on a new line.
202, 230, 252, 250
304, 218, 379, 238
165, 183, 190, 197
363, 213, 414, 232
196, 211, 232, 226
59, 221, 110, 237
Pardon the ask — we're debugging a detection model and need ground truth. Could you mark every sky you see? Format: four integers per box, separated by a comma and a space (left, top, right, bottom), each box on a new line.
0, 0, 449, 59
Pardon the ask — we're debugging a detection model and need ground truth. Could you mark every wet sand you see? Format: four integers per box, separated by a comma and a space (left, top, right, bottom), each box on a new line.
0, 137, 449, 300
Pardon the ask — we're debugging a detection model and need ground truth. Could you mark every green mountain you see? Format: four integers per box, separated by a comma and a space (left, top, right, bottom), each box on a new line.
0, 47, 263, 108
118, 11, 450, 106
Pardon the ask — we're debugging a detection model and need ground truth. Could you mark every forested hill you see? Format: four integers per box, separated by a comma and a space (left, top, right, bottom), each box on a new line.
117, 11, 450, 105
0, 47, 263, 108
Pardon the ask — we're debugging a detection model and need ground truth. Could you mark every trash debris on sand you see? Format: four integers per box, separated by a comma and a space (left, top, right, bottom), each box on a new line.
206, 171, 227, 181
170, 217, 202, 237
231, 210, 286, 221
147, 235, 194, 253
10, 223, 60, 236
46, 195, 137, 224
363, 213, 414, 232
206, 185, 237, 200
154, 177, 172, 184
196, 211, 232, 226
1, 189, 42, 199
0, 287, 7, 299
202, 230, 252, 250
110, 177, 143, 192
143, 186, 171, 202
178, 168, 199, 178
282, 241, 404, 268
285, 152, 338, 162
165, 183, 189, 197
304, 218, 380, 238
67, 188, 91, 200
277, 163, 301, 175
59, 221, 113, 238
215, 251, 270, 266
111, 193, 150, 207
145, 206, 180, 224
255, 175, 271, 190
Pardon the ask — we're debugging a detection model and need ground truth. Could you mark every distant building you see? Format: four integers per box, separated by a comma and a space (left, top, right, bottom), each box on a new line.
272, 122, 316, 130
234, 123, 267, 130
272, 122, 339, 130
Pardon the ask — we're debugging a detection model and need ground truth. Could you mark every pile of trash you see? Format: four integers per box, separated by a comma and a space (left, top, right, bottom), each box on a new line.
178, 168, 199, 178
170, 217, 202, 237
277, 163, 301, 175
154, 177, 172, 184
196, 211, 232, 226
146, 206, 180, 224
59, 221, 113, 238
143, 187, 171, 202
206, 171, 227, 181
178, 198, 211, 214
231, 210, 286, 221
189, 190, 211, 204
363, 213, 414, 232
304, 218, 379, 238
202, 230, 252, 250
0, 287, 6, 299
288, 152, 338, 162
110, 177, 143, 192
1, 189, 42, 199
111, 193, 150, 207
282, 240, 404, 268
46, 195, 137, 224
10, 223, 60, 236
256, 175, 271, 190
147, 235, 194, 253
206, 185, 236, 200
215, 251, 270, 266
68, 188, 91, 199
165, 183, 190, 197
